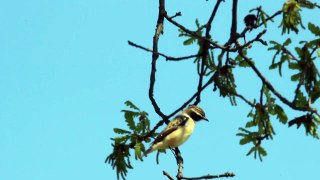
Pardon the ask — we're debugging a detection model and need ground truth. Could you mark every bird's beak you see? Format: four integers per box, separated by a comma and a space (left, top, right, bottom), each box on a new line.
203, 117, 209, 122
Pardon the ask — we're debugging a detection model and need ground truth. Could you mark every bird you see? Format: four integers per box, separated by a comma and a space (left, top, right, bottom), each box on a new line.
144, 105, 208, 156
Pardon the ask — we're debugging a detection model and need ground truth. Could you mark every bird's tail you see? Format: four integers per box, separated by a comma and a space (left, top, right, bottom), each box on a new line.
144, 146, 155, 157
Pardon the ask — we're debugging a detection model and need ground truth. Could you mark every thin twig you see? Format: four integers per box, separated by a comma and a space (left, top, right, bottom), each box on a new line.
257, 10, 282, 27
282, 47, 299, 61
236, 93, 255, 107
260, 83, 264, 105
128, 41, 201, 61
293, 79, 303, 104
181, 172, 235, 179
239, 10, 282, 38
142, 119, 165, 139
163, 12, 228, 50
163, 171, 175, 180
169, 12, 182, 19
243, 29, 267, 48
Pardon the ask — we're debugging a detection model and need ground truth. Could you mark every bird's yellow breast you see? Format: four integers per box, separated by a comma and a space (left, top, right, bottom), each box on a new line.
163, 118, 195, 148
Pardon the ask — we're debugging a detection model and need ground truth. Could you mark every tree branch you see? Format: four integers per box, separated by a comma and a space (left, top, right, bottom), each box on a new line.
149, 0, 169, 123
195, 0, 223, 104
230, 0, 238, 40
238, 51, 319, 115
174, 148, 184, 180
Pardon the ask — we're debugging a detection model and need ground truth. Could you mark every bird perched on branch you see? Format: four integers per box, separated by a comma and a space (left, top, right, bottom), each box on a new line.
144, 105, 208, 156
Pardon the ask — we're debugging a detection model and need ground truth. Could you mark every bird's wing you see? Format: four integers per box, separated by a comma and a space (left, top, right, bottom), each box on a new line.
152, 115, 189, 145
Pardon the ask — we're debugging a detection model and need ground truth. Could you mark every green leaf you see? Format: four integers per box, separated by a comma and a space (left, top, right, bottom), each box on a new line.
283, 38, 292, 46
195, 18, 200, 28
122, 110, 139, 131
134, 142, 143, 161
246, 121, 256, 128
257, 146, 267, 161
238, 127, 251, 134
106, 143, 133, 180
257, 146, 267, 156
240, 137, 251, 145
308, 22, 320, 36
269, 63, 278, 70
114, 128, 131, 134
246, 147, 256, 156
295, 90, 308, 108
295, 47, 303, 58
239, 59, 253, 67
124, 101, 140, 111
308, 39, 320, 46
288, 62, 299, 70
291, 73, 301, 81
280, 0, 303, 34
269, 40, 279, 45
274, 105, 288, 124
311, 82, 320, 103
261, 13, 267, 27
183, 38, 196, 45
111, 136, 130, 144
278, 60, 283, 76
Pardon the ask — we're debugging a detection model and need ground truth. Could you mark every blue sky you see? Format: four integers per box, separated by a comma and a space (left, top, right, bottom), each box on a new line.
0, 0, 319, 180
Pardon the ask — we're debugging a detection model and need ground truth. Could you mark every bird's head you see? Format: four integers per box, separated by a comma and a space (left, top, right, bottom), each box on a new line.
184, 105, 208, 122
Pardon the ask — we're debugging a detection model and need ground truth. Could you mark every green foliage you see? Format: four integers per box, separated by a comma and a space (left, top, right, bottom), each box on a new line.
114, 128, 131, 134
124, 101, 140, 111
106, 142, 133, 180
214, 65, 237, 105
268, 38, 292, 76
269, 25, 320, 104
308, 22, 320, 36
106, 101, 155, 180
179, 19, 217, 75
179, 19, 204, 46
279, 0, 305, 34
294, 90, 308, 108
274, 105, 288, 124
236, 128, 267, 161
134, 142, 144, 161
233, 49, 254, 68
293, 44, 319, 94
237, 86, 289, 160
310, 81, 320, 104
297, 0, 320, 9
